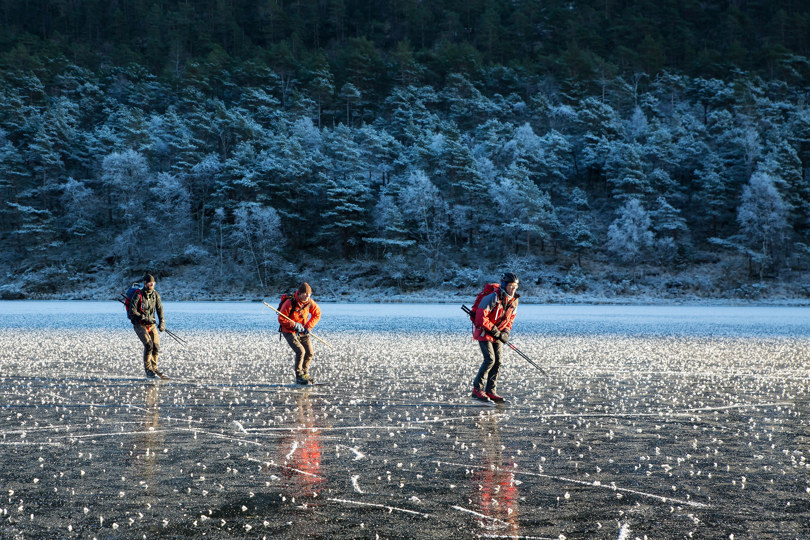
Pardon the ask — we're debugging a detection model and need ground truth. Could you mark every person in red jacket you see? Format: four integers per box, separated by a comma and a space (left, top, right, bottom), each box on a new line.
472, 272, 520, 403
279, 282, 322, 385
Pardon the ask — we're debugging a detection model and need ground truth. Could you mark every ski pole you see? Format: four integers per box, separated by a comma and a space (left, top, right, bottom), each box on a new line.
461, 305, 548, 377
263, 301, 335, 350
116, 297, 185, 346
164, 329, 186, 345
505, 341, 548, 376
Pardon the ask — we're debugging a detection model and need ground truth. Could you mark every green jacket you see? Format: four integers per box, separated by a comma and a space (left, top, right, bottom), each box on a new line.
130, 288, 164, 327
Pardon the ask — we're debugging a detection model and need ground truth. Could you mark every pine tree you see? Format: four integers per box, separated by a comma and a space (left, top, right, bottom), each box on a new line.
27, 124, 64, 211
189, 153, 223, 244
757, 138, 808, 235
100, 150, 152, 260
60, 177, 97, 239
603, 140, 651, 201
231, 202, 284, 289
496, 163, 558, 256
396, 169, 449, 272
363, 187, 415, 258
693, 152, 734, 238
429, 124, 488, 246
607, 198, 654, 276
737, 170, 790, 278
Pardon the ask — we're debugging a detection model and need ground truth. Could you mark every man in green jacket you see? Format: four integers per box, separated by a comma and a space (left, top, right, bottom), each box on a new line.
129, 273, 168, 379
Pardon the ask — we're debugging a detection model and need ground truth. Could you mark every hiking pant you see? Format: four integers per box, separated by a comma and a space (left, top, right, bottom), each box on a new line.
134, 324, 160, 374
283, 332, 314, 377
473, 340, 502, 393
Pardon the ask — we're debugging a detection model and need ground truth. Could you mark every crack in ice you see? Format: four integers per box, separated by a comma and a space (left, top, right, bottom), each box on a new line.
435, 461, 709, 509
327, 498, 430, 517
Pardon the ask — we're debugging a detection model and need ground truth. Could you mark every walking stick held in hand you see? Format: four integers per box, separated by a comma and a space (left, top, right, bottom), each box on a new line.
263, 301, 335, 350
461, 305, 548, 377
164, 328, 187, 346
116, 296, 186, 346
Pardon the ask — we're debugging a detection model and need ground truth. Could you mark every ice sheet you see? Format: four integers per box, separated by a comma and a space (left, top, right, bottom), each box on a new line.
1, 301, 809, 538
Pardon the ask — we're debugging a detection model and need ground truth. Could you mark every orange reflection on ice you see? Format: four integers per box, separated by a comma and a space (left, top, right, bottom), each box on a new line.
279, 388, 326, 499
473, 412, 519, 533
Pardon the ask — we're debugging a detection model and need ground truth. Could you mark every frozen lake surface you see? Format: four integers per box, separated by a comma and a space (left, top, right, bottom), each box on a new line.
1, 301, 809, 539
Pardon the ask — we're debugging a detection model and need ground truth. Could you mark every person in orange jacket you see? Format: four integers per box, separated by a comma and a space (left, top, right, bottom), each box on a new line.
471, 272, 519, 403
279, 282, 322, 385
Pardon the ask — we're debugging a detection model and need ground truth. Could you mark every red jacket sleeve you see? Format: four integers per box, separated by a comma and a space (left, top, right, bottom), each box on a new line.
306, 301, 321, 330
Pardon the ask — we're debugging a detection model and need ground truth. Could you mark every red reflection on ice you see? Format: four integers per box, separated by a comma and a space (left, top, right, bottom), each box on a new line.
473, 413, 519, 533
279, 389, 326, 499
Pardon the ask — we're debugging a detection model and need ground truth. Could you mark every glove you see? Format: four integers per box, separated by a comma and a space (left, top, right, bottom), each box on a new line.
300, 327, 310, 335
158, 322, 165, 332
499, 330, 510, 344
489, 327, 501, 339
294, 323, 306, 333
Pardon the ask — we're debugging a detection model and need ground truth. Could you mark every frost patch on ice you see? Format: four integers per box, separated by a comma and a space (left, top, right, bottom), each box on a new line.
337, 444, 366, 460
351, 475, 363, 493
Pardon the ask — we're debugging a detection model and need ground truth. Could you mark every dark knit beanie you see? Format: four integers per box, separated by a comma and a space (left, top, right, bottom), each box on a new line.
143, 273, 156, 284
298, 282, 312, 295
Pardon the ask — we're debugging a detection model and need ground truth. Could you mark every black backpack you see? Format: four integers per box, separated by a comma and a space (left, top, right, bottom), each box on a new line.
122, 283, 143, 322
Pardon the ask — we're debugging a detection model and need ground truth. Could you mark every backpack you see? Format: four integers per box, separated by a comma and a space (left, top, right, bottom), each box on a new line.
122, 283, 143, 322
468, 283, 500, 323
277, 292, 298, 333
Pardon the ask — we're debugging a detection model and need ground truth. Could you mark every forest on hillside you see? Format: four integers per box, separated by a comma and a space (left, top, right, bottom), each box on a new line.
1, 0, 810, 300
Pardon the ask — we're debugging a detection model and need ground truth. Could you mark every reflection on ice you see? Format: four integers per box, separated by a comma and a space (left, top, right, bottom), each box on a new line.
1, 301, 809, 538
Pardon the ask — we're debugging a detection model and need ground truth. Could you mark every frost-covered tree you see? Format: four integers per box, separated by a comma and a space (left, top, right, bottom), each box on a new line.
111, 106, 152, 154
650, 196, 690, 264
60, 177, 97, 238
319, 124, 372, 255
607, 198, 654, 272
383, 85, 440, 145
238, 88, 283, 127
502, 122, 541, 169
604, 141, 650, 201
364, 188, 414, 257
737, 171, 790, 278
565, 219, 595, 266
427, 125, 489, 244
356, 125, 402, 186
231, 202, 284, 289
694, 152, 733, 238
440, 73, 497, 128
147, 172, 194, 259
397, 170, 449, 272
535, 130, 574, 197
757, 138, 808, 234
338, 82, 361, 126
148, 107, 201, 176
0, 134, 29, 230
496, 163, 557, 256
304, 66, 334, 129
575, 97, 624, 175
6, 203, 55, 256
705, 109, 750, 197
101, 150, 152, 260
189, 153, 222, 243
27, 124, 63, 210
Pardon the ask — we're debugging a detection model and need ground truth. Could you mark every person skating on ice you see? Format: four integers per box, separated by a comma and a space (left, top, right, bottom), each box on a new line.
129, 273, 168, 379
279, 282, 322, 385
471, 272, 520, 403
